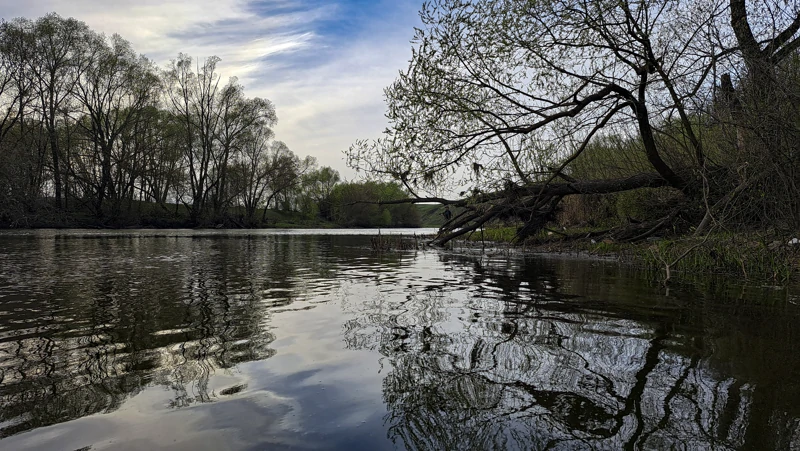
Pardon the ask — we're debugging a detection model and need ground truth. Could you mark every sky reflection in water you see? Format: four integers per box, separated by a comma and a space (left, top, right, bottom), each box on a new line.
0, 230, 799, 450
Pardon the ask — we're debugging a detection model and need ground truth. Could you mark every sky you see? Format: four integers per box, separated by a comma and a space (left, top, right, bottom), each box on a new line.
1, 0, 423, 180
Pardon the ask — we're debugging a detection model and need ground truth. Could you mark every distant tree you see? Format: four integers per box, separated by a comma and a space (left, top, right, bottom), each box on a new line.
261, 142, 313, 217
0, 22, 34, 221
0, 24, 28, 146
301, 166, 340, 220
165, 54, 286, 224
164, 54, 223, 223
375, 182, 422, 227
124, 106, 184, 212
0, 13, 321, 228
232, 123, 274, 224
331, 181, 420, 227
208, 78, 276, 218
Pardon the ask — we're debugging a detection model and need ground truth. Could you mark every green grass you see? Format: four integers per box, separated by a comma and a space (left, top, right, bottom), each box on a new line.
635, 234, 799, 283
465, 226, 518, 243
538, 231, 799, 284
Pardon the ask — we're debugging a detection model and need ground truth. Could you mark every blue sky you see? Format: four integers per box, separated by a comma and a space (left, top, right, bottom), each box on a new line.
2, 0, 423, 178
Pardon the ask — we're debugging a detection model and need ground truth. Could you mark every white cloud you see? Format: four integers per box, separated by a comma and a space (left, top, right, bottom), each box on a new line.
2, 0, 325, 78
261, 34, 414, 179
251, 4, 420, 179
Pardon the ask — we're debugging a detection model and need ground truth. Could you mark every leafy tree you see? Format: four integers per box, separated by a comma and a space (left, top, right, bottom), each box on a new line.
348, 0, 800, 244
331, 181, 420, 227
71, 33, 160, 219
300, 166, 340, 220
28, 14, 97, 209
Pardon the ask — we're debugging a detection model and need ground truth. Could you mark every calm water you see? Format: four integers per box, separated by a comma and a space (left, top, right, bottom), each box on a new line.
0, 230, 799, 450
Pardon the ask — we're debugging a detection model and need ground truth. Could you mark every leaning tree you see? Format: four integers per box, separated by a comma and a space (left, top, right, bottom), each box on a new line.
348, 0, 800, 245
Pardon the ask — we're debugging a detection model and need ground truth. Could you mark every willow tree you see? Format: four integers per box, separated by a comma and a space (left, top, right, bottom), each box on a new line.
165, 54, 224, 223
208, 78, 276, 218
72, 33, 160, 219
349, 0, 800, 244
27, 14, 97, 209
233, 123, 275, 224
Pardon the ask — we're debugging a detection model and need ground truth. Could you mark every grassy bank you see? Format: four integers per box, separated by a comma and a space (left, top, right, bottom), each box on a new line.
458, 226, 800, 284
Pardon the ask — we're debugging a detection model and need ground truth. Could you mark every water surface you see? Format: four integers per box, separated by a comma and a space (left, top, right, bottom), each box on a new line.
0, 230, 799, 450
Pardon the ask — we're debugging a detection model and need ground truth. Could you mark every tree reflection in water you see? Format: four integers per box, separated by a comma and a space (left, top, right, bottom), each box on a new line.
342, 253, 800, 450
0, 234, 329, 437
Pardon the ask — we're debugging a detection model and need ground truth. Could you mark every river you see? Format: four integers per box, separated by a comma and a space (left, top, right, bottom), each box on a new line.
0, 229, 798, 450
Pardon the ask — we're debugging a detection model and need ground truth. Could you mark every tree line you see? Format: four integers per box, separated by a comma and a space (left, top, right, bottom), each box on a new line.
349, 0, 800, 244
0, 13, 420, 228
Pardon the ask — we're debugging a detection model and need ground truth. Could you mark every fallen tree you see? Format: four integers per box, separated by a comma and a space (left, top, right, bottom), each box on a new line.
381, 173, 672, 244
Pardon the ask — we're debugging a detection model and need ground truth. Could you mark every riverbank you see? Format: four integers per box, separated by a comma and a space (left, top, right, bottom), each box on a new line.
453, 227, 800, 284
1, 202, 448, 230
0, 208, 336, 229
2, 197, 360, 229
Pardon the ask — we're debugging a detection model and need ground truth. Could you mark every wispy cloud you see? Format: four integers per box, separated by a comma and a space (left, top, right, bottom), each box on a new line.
3, 0, 422, 178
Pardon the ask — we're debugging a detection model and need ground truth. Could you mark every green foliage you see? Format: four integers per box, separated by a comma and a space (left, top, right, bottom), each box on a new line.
568, 135, 648, 181
299, 166, 340, 220
330, 181, 421, 227
561, 134, 688, 227
416, 204, 463, 228
347, 0, 800, 247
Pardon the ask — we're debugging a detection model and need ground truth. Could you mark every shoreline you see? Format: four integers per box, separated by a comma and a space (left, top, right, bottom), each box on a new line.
448, 231, 800, 285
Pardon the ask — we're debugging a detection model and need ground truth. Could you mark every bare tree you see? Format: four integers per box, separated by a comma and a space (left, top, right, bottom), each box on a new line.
208, 78, 276, 218
0, 14, 300, 227
233, 124, 275, 224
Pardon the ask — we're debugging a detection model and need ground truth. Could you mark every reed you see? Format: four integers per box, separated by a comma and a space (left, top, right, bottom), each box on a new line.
370, 233, 420, 251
